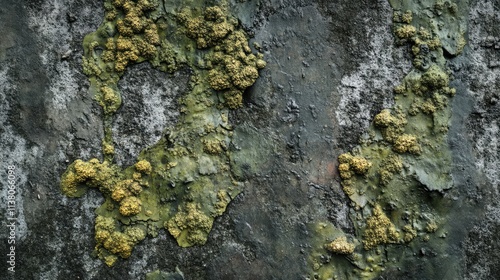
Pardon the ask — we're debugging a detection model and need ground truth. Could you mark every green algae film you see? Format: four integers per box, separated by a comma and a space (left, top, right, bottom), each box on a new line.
60, 0, 265, 266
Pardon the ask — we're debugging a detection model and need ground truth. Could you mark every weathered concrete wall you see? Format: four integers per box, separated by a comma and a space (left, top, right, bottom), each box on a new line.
0, 0, 498, 279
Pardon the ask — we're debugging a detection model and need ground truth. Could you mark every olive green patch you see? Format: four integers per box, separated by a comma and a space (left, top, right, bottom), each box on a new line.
61, 0, 265, 266
310, 0, 468, 279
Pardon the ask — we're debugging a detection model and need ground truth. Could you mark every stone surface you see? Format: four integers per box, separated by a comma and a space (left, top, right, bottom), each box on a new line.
0, 0, 498, 279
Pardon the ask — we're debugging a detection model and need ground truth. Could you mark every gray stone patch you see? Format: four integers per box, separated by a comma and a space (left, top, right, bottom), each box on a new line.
112, 63, 188, 167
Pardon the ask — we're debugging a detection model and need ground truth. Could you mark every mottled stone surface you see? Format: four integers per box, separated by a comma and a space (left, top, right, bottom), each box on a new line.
0, 0, 498, 279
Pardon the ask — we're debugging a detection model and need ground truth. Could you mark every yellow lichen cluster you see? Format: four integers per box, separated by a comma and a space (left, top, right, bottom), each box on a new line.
166, 203, 213, 247
434, 0, 458, 15
119, 196, 142, 216
373, 109, 421, 154
82, 57, 102, 76
338, 153, 372, 179
396, 65, 454, 117
95, 216, 146, 266
101, 0, 161, 72
110, 178, 145, 216
338, 153, 372, 196
363, 205, 399, 250
379, 154, 403, 186
393, 134, 421, 154
373, 109, 408, 142
102, 140, 115, 156
393, 11, 444, 70
64, 1, 268, 267
71, 174, 146, 264
214, 190, 231, 216
60, 159, 118, 197
421, 64, 449, 90
395, 25, 416, 40
180, 6, 266, 108
393, 10, 413, 24
403, 225, 417, 242
98, 86, 122, 114
325, 236, 355, 255
202, 138, 225, 155
327, 3, 464, 276
425, 221, 438, 233
61, 158, 146, 218
412, 30, 442, 69
392, 10, 415, 39
135, 159, 152, 174
182, 6, 235, 49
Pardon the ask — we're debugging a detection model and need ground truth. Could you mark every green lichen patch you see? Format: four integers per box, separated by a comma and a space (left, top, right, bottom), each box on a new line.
317, 0, 468, 278
61, 0, 265, 266
307, 222, 358, 280
362, 205, 400, 250
390, 0, 468, 56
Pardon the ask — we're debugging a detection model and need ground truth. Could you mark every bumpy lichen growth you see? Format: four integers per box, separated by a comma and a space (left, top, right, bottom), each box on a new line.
402, 224, 417, 242
322, 0, 468, 278
134, 159, 152, 174
61, 0, 265, 266
94, 215, 147, 266
338, 153, 372, 179
178, 6, 265, 109
393, 133, 421, 154
363, 205, 399, 250
60, 158, 120, 197
119, 196, 142, 216
325, 236, 355, 255
166, 203, 213, 247
426, 221, 438, 233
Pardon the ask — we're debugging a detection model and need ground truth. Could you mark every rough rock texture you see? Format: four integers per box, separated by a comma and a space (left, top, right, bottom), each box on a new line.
0, 0, 498, 279
112, 64, 187, 167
